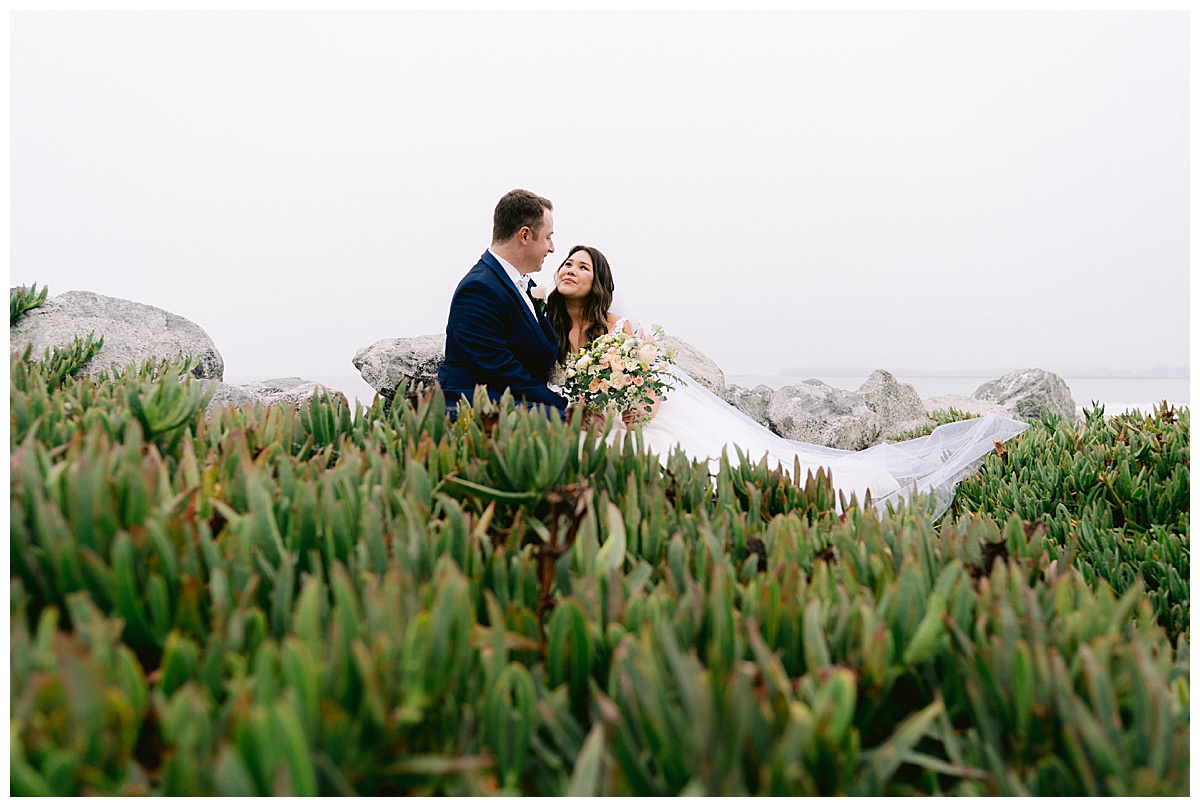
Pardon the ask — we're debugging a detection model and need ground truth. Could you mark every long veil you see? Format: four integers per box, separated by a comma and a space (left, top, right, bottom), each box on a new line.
609, 293, 1028, 520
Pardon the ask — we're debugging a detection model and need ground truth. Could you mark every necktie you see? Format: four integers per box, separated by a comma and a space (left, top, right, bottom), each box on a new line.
518, 276, 540, 322
530, 283, 546, 319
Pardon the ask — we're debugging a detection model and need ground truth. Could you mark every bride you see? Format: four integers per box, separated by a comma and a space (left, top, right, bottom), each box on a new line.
543, 245, 1029, 519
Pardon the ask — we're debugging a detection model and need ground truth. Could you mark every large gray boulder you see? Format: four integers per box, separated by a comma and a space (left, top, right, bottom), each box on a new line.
353, 334, 445, 399
661, 335, 725, 397
724, 383, 775, 428
922, 394, 1017, 419
204, 381, 261, 413
857, 369, 931, 439
10, 290, 223, 379
767, 380, 882, 450
239, 377, 347, 409
205, 377, 346, 414
973, 368, 1077, 422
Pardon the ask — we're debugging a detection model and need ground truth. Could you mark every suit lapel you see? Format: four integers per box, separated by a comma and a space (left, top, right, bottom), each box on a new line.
481, 252, 553, 353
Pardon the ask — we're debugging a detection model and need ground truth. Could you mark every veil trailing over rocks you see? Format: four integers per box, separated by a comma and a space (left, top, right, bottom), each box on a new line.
609, 295, 1029, 520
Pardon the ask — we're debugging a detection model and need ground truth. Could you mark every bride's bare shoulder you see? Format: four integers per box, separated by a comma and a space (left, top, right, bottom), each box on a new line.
606, 313, 635, 335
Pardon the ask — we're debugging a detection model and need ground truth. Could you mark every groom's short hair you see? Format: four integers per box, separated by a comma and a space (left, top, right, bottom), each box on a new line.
493, 189, 553, 243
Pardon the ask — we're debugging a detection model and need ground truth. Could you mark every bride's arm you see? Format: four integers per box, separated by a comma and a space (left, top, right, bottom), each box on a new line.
621, 376, 660, 425
620, 318, 665, 425
643, 390, 661, 420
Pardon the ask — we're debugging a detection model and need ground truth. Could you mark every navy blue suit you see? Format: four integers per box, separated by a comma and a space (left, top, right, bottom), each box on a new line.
438, 251, 569, 415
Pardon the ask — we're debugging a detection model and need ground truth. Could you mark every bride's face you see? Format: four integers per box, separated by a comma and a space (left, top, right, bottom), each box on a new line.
555, 251, 594, 300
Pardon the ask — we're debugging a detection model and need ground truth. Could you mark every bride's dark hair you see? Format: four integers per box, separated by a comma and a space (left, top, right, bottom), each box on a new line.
546, 245, 615, 366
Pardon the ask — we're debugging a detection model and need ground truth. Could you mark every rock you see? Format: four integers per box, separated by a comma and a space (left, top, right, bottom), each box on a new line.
351, 331, 729, 403
10, 290, 224, 379
767, 379, 882, 450
922, 394, 1017, 419
353, 334, 445, 399
724, 383, 775, 428
205, 377, 347, 413
203, 381, 261, 413
879, 417, 939, 441
237, 377, 347, 409
856, 370, 930, 439
972, 368, 1077, 422
661, 335, 725, 397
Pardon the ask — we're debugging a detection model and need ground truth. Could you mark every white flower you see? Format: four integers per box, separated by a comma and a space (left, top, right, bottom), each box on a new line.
529, 284, 551, 301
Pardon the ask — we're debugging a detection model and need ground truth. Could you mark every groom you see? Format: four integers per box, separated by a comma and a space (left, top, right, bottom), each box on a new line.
438, 189, 569, 419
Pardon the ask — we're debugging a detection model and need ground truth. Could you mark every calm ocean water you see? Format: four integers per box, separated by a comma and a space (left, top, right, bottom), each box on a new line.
230, 371, 1190, 418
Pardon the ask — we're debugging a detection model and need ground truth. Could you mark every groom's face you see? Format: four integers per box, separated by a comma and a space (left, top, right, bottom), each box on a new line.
519, 210, 555, 274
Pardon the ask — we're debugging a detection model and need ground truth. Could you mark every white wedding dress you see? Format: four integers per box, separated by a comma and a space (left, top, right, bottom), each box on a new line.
632, 365, 1027, 520
556, 318, 1029, 520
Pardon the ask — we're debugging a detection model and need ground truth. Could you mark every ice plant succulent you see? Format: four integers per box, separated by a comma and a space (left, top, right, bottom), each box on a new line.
7, 282, 1190, 796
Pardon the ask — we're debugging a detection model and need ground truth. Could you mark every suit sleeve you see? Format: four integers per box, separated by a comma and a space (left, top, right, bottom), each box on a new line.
448, 282, 568, 411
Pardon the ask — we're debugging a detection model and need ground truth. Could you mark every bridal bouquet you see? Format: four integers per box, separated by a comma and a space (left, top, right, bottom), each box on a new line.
561, 325, 681, 416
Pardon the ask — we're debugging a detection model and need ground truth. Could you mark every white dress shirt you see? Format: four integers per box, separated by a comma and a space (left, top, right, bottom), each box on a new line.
488, 248, 541, 323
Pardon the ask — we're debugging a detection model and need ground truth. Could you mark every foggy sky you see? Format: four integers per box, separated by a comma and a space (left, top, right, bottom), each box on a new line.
10, 11, 1189, 381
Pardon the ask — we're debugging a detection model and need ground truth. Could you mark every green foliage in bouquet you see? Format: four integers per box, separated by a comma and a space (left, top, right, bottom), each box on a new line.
947, 402, 1189, 640
8, 348, 1190, 796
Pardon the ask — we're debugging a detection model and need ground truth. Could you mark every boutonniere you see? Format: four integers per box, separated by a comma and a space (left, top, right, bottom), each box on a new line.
529, 282, 550, 313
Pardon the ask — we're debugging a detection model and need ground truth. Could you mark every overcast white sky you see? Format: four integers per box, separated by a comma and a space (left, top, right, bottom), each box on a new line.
10, 11, 1189, 381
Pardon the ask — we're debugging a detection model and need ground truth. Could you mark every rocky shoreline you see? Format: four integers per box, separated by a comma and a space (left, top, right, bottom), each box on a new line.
12, 288, 1081, 449
353, 334, 1078, 450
